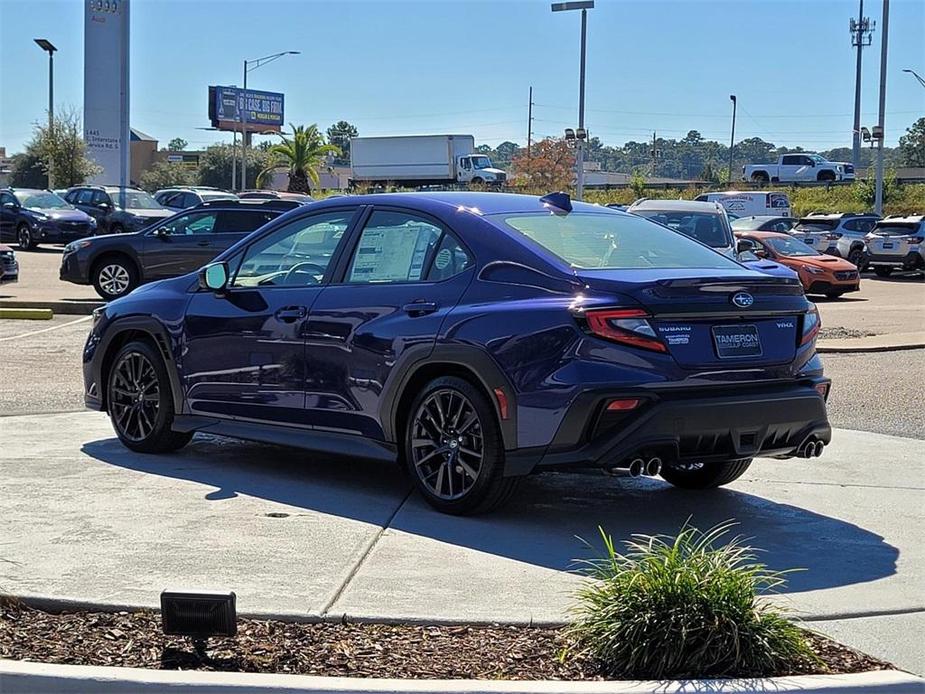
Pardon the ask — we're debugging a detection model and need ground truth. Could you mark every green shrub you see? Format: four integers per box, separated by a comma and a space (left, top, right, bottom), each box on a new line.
566, 522, 817, 679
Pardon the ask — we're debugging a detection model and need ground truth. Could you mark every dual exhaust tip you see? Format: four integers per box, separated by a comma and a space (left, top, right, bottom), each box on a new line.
798, 438, 826, 459
608, 457, 662, 478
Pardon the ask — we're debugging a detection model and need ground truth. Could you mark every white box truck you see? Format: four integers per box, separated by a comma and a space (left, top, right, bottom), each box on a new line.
349, 134, 507, 188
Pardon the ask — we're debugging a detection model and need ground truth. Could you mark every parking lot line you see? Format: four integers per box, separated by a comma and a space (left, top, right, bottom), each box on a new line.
0, 315, 90, 342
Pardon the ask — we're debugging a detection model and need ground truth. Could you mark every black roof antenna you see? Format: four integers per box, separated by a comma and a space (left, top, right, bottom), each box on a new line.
539, 191, 572, 213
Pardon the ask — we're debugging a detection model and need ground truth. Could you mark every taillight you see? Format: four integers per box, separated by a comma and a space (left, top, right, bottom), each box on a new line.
907, 236, 924, 244
801, 305, 821, 346
584, 308, 668, 353
825, 232, 843, 240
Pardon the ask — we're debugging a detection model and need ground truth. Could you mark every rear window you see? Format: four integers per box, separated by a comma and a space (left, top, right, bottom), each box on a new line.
795, 220, 837, 231
491, 212, 740, 271
630, 210, 731, 249
873, 224, 922, 237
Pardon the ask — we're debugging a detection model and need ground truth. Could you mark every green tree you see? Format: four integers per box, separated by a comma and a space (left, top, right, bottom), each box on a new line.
260, 123, 340, 193
326, 121, 358, 165
197, 143, 272, 190
9, 149, 48, 188
166, 137, 188, 151
898, 117, 925, 167
140, 161, 197, 192
28, 107, 101, 188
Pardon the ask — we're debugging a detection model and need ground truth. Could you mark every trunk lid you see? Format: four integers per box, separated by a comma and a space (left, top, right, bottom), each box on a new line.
577, 267, 807, 368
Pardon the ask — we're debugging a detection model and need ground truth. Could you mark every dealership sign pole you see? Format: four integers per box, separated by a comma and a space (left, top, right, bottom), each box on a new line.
84, 0, 130, 198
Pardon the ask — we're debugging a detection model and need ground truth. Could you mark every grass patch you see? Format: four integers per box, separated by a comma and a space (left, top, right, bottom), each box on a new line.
566, 521, 820, 679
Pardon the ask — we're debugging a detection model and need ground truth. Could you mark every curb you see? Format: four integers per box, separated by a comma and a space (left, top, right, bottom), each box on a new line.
0, 300, 102, 316
0, 307, 54, 320
0, 660, 921, 694
817, 341, 925, 354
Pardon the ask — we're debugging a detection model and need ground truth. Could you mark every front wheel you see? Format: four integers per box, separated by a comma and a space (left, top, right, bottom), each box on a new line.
404, 376, 518, 515
107, 340, 193, 454
660, 458, 752, 489
93, 256, 138, 299
874, 266, 894, 278
17, 224, 36, 250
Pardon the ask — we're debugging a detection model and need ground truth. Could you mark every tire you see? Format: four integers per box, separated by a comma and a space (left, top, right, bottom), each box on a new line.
109, 224, 124, 235
750, 173, 769, 184
660, 458, 753, 489
92, 255, 138, 299
874, 266, 894, 278
817, 171, 836, 182
404, 376, 518, 515
470, 177, 484, 186
847, 247, 864, 268
106, 340, 193, 454
825, 291, 845, 299
17, 224, 36, 251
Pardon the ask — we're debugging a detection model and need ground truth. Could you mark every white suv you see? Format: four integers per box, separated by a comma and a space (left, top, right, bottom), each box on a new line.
791, 213, 880, 268
863, 215, 925, 277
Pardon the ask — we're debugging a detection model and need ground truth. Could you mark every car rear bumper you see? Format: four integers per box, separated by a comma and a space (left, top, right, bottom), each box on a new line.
505, 380, 831, 476
864, 250, 924, 269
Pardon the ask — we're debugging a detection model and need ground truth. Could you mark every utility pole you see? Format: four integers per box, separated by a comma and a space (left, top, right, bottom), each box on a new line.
650, 131, 659, 176
850, 1, 874, 170
728, 95, 737, 184
874, 0, 889, 216
527, 86, 534, 163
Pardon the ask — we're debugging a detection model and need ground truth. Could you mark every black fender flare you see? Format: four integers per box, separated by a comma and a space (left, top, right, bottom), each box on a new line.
93, 315, 184, 413
378, 343, 518, 451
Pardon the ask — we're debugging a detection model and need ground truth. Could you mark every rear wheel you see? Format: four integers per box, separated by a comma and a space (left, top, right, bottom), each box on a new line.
107, 340, 192, 454
874, 266, 894, 278
660, 458, 752, 489
847, 247, 864, 268
750, 172, 769, 185
17, 224, 36, 250
404, 376, 517, 515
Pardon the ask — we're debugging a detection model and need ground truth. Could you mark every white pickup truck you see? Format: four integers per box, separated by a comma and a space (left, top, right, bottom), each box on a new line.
743, 154, 848, 184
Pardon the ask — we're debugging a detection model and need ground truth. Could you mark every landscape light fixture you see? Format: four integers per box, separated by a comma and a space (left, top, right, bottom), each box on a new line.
551, 0, 593, 201
564, 128, 576, 140
161, 590, 237, 656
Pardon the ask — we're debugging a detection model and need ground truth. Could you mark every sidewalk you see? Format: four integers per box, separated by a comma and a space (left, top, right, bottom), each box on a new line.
1, 411, 922, 673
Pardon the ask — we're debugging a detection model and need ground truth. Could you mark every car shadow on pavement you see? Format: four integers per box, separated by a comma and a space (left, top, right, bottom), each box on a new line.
82, 434, 899, 596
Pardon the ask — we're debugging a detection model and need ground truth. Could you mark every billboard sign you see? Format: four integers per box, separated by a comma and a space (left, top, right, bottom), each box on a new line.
208, 86, 284, 132
84, 0, 130, 186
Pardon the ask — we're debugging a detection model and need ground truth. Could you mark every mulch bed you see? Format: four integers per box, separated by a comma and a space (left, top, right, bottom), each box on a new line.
0, 600, 892, 680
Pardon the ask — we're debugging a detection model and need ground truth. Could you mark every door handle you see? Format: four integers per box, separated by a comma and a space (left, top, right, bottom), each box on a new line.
275, 306, 307, 322
403, 301, 438, 316
196, 240, 212, 247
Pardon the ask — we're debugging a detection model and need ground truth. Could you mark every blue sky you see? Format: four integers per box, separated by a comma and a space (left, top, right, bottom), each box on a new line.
1, 0, 923, 155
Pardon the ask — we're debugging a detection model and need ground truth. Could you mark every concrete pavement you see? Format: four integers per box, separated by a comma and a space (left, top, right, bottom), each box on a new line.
0, 411, 922, 673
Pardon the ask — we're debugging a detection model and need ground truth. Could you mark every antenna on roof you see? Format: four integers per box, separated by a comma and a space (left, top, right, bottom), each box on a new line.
540, 191, 572, 213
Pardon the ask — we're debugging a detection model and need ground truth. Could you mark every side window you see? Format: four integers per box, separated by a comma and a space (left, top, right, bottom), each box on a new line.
858, 218, 876, 233
76, 190, 94, 205
346, 210, 442, 284
92, 191, 110, 206
214, 210, 274, 233
0, 192, 14, 206
461, 158, 471, 170
842, 220, 859, 231
158, 212, 217, 235
426, 233, 472, 281
162, 193, 181, 207
232, 210, 354, 288
64, 190, 77, 203
781, 155, 797, 166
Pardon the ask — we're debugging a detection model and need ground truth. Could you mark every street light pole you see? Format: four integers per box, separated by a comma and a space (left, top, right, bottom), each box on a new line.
903, 68, 925, 88
551, 1, 593, 201
728, 95, 737, 185
240, 50, 300, 191
874, 0, 889, 216
849, 1, 873, 171
34, 38, 57, 187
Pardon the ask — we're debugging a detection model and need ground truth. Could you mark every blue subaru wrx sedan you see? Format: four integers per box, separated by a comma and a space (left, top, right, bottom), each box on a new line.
83, 192, 831, 514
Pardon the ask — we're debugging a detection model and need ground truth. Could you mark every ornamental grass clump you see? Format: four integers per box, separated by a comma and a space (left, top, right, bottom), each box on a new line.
567, 521, 818, 679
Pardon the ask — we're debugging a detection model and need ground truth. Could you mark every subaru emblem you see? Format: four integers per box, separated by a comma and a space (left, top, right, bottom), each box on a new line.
732, 292, 754, 308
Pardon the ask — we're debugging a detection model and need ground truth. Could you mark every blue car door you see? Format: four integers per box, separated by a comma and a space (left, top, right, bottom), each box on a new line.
303, 207, 475, 440
181, 208, 360, 424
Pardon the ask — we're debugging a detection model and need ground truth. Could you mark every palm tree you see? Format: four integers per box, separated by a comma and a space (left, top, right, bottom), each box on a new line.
258, 123, 340, 193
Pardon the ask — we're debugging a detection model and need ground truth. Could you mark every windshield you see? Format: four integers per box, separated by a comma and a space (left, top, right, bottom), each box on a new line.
471, 156, 493, 170
810, 154, 827, 164
492, 212, 741, 270
765, 236, 821, 257
631, 210, 732, 249
112, 190, 163, 210
13, 191, 72, 210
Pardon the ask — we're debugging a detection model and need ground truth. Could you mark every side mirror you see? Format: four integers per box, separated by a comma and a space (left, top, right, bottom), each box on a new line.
152, 226, 169, 238
97, 201, 111, 210
1, 202, 16, 210
198, 261, 229, 294
736, 239, 754, 254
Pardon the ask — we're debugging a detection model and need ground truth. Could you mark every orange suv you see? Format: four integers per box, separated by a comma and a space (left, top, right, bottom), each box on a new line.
735, 231, 860, 299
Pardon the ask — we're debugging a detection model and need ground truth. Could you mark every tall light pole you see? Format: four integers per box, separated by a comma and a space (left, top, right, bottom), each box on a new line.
728, 95, 737, 185
874, 0, 889, 216
849, 2, 874, 170
241, 50, 299, 191
903, 68, 925, 88
552, 1, 593, 201
34, 38, 56, 188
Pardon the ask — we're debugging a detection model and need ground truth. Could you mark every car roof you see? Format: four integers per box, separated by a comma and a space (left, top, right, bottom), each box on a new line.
735, 230, 793, 240
802, 212, 878, 220
877, 215, 925, 224
306, 191, 616, 216
628, 198, 724, 214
